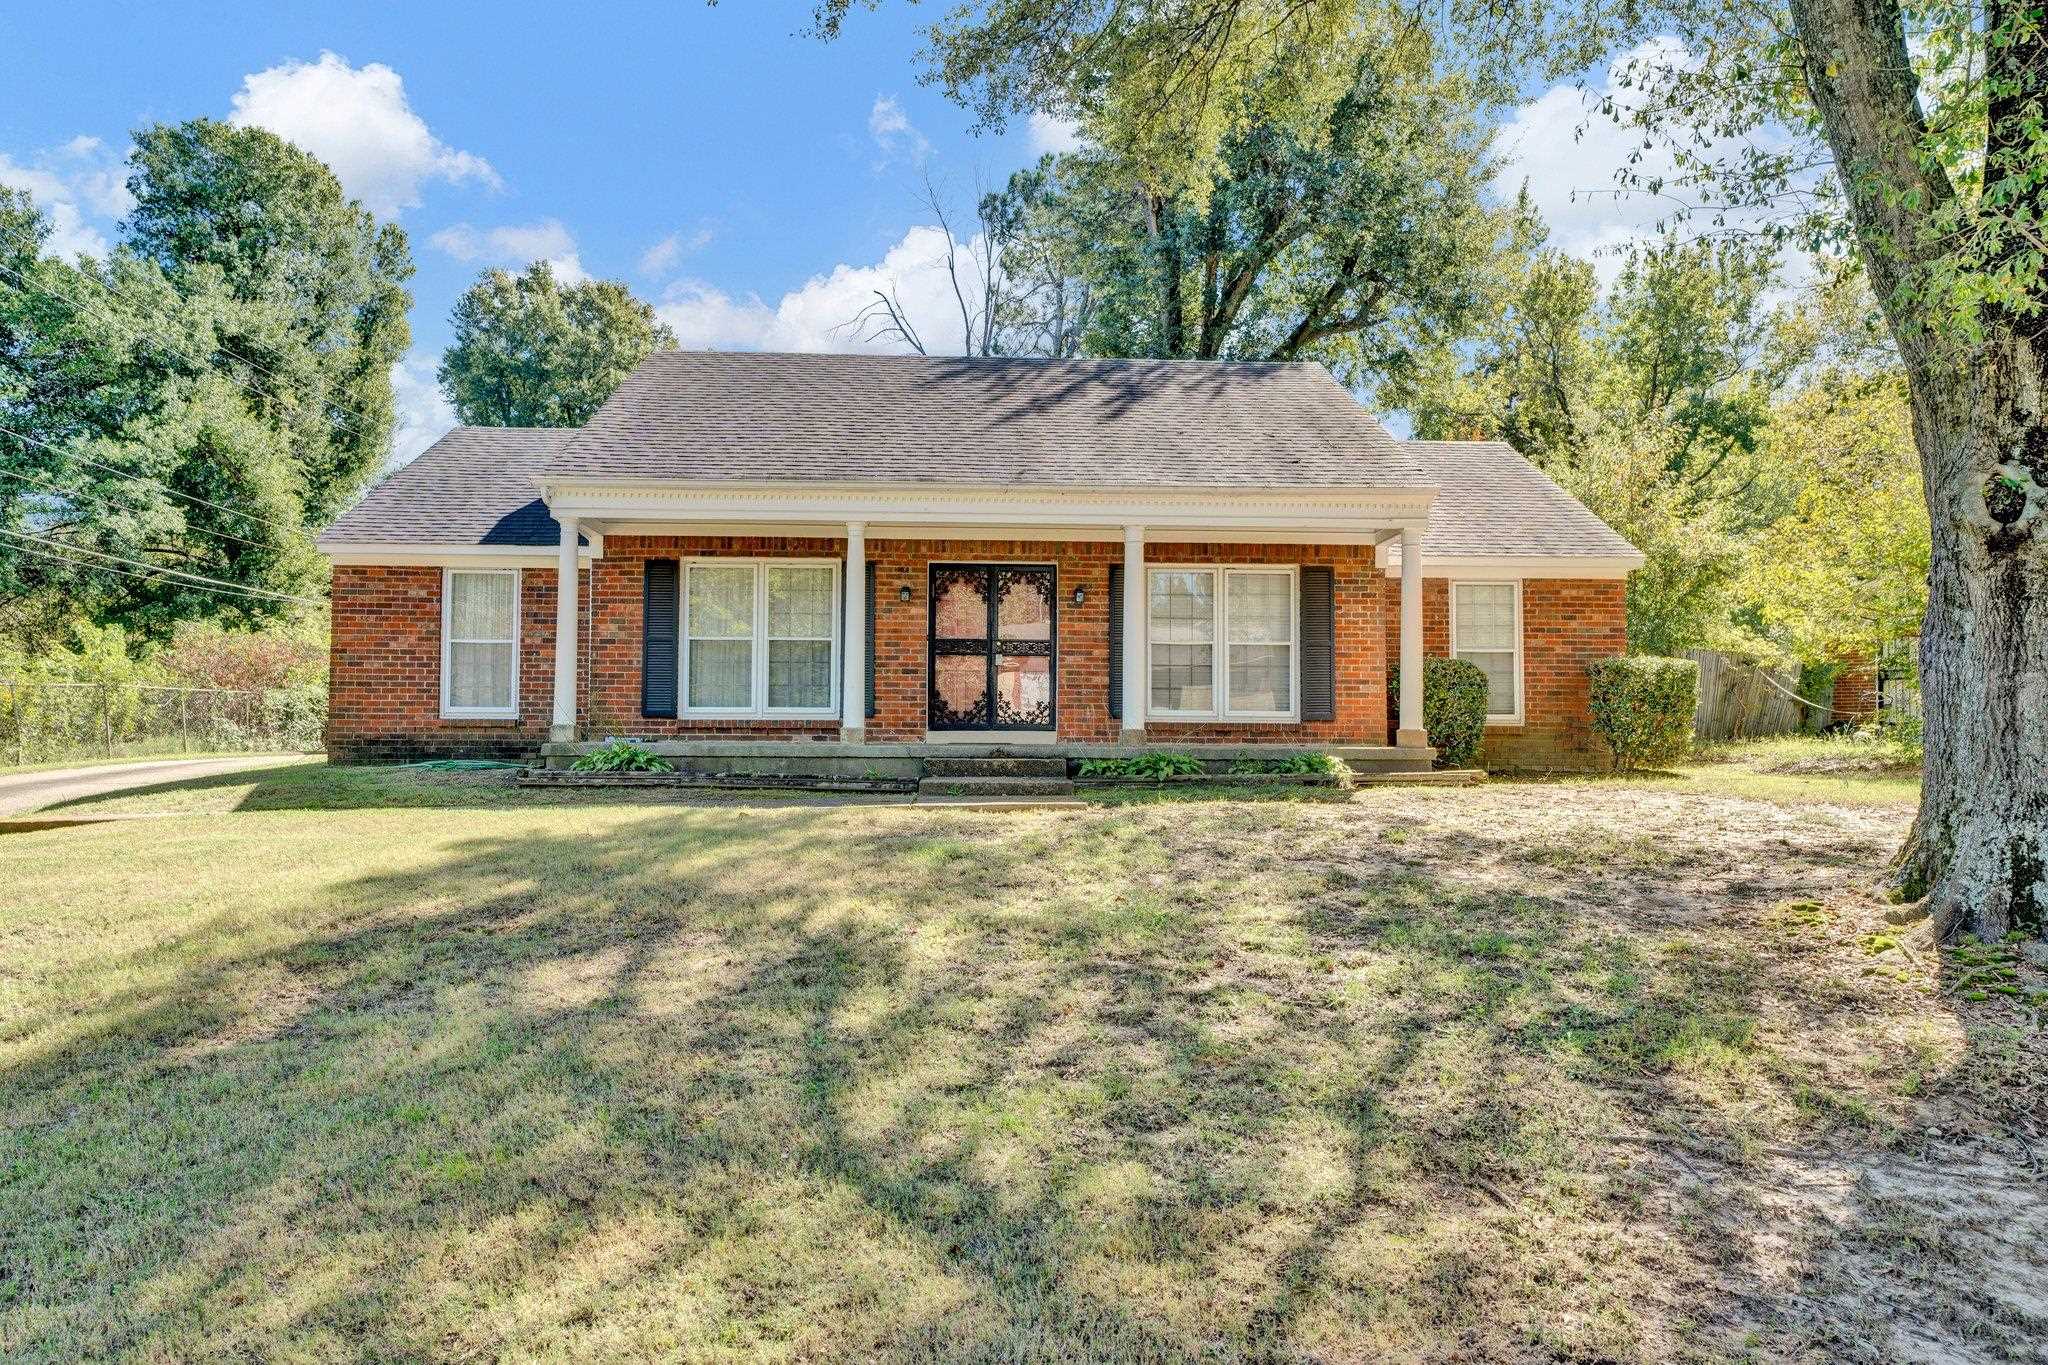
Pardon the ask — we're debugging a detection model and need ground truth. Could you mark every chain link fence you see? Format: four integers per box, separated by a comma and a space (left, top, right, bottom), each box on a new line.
0, 679, 325, 768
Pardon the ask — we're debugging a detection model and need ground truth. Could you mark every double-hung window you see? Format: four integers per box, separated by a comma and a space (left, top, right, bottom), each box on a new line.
1146, 566, 1297, 719
442, 568, 519, 718
683, 560, 839, 716
1451, 581, 1521, 722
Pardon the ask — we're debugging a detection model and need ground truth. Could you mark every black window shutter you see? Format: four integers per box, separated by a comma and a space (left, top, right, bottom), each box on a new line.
1107, 562, 1123, 720
1300, 565, 1335, 722
865, 561, 877, 719
642, 558, 680, 718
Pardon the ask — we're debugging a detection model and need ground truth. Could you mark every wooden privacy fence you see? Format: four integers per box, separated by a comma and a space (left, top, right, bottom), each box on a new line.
1685, 649, 1807, 741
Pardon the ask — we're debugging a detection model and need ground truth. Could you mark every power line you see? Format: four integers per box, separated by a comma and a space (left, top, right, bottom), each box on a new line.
0, 419, 318, 543
0, 252, 387, 444
1, 536, 320, 610
0, 464, 278, 553
0, 526, 324, 606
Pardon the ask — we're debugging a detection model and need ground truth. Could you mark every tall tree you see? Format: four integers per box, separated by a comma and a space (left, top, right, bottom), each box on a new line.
2, 118, 408, 645
125, 119, 412, 524
854, 0, 2048, 937
438, 263, 677, 427
979, 52, 1524, 387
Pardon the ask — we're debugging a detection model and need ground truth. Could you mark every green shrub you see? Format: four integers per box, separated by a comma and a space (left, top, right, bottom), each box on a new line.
1391, 656, 1490, 770
1078, 751, 1205, 780
1587, 656, 1699, 771
571, 738, 675, 774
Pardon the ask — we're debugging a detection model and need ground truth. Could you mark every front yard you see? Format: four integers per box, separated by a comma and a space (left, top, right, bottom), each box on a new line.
2, 761, 2042, 1362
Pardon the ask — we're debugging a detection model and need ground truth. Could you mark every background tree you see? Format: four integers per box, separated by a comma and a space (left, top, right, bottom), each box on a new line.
977, 53, 1524, 387
438, 263, 677, 427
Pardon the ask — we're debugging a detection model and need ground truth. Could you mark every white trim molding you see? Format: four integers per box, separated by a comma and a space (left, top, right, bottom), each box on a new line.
537, 478, 1436, 542
1376, 549, 1643, 579
324, 543, 601, 569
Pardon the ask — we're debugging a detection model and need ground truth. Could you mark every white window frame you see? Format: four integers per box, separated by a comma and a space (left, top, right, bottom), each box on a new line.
1449, 579, 1523, 726
1144, 564, 1300, 722
680, 558, 841, 719
440, 567, 521, 720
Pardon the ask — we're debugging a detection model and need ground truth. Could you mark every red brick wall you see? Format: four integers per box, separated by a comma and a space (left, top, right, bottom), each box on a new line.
1383, 575, 1629, 769
327, 562, 590, 764
1831, 656, 1879, 722
327, 537, 1394, 759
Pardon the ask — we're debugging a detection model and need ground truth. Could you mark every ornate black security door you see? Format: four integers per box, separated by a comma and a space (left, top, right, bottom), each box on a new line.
928, 564, 1057, 731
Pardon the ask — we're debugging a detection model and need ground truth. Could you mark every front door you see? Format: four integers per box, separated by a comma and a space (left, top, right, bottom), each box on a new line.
927, 564, 1057, 731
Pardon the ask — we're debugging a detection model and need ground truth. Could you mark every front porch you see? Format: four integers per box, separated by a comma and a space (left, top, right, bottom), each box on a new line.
536, 480, 1440, 753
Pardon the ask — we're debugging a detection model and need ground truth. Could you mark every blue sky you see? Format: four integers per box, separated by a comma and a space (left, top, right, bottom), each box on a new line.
0, 2, 1676, 462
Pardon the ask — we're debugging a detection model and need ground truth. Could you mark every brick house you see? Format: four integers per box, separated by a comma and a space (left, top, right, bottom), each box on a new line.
320, 353, 1642, 771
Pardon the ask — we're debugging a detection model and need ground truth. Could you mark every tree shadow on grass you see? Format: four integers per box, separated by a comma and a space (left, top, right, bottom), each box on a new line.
1, 797, 2033, 1361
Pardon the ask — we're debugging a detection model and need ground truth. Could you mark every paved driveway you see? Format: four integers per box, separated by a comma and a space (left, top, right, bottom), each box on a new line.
0, 755, 301, 817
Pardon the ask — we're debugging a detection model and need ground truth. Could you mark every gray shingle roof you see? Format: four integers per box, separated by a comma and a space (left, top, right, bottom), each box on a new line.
319, 364, 1638, 569
551, 351, 1425, 487
321, 427, 569, 545
1400, 440, 1641, 560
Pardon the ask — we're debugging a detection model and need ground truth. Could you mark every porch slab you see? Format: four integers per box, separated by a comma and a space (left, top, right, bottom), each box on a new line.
542, 738, 1434, 766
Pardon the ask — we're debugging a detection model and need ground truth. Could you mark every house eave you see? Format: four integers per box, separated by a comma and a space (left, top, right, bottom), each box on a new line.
534, 477, 1438, 538
1374, 550, 1646, 579
321, 543, 603, 568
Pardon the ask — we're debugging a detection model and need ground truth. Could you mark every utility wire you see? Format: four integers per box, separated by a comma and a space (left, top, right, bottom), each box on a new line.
0, 252, 387, 444
0, 464, 277, 553
0, 419, 318, 543
1, 536, 320, 610
0, 526, 324, 606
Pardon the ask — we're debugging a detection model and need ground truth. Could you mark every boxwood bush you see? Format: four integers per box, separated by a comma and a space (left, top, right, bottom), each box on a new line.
1391, 656, 1489, 770
1587, 656, 1699, 771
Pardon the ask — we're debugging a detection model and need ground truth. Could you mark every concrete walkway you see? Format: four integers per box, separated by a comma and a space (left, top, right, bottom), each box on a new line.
0, 755, 300, 817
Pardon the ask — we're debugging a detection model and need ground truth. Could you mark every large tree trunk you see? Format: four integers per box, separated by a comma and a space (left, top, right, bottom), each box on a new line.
1894, 340, 2048, 940
1789, 0, 2048, 939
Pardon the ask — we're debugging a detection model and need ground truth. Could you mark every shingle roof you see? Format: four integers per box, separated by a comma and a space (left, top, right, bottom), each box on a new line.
321, 427, 569, 545
318, 365, 1638, 568
551, 351, 1426, 488
1399, 440, 1641, 560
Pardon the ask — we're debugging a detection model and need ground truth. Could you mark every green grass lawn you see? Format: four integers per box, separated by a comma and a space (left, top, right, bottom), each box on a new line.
2, 761, 2037, 1363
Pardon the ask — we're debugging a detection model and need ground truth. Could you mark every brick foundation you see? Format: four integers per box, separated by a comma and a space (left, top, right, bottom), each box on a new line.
328, 540, 1627, 766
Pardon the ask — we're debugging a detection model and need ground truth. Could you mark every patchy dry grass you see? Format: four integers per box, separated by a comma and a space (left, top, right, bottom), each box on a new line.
1, 763, 2040, 1363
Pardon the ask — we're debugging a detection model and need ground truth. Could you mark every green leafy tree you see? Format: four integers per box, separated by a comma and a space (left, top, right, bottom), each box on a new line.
125, 119, 412, 524
3, 119, 408, 646
1740, 374, 1929, 665
980, 53, 1527, 388
438, 263, 677, 427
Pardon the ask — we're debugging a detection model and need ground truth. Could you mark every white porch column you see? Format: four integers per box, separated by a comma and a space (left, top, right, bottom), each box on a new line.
550, 513, 579, 742
842, 521, 866, 742
1121, 524, 1146, 743
1396, 525, 1427, 749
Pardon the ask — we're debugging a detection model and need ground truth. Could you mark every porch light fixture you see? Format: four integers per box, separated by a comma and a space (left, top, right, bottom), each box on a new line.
1071, 586, 1086, 606
899, 584, 914, 602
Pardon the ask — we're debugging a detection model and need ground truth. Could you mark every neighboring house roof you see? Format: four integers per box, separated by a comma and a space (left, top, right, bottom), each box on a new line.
322, 426, 570, 546
317, 357, 1638, 570
551, 351, 1426, 488
1399, 440, 1642, 561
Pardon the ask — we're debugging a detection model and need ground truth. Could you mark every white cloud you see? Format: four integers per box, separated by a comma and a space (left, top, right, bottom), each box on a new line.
656, 224, 983, 354
387, 350, 458, 467
867, 94, 932, 166
429, 218, 586, 283
638, 225, 714, 279
228, 52, 499, 217
0, 144, 125, 259
1027, 112, 1085, 157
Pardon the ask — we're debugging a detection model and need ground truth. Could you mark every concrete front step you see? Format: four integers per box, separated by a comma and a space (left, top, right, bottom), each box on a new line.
924, 755, 1068, 778
914, 795, 1085, 810
916, 775, 1076, 798
1351, 768, 1486, 786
